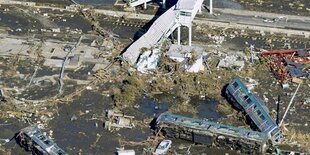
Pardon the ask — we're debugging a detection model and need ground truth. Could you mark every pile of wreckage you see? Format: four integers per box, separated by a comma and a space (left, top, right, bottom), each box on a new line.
261, 48, 310, 86
136, 44, 208, 73
104, 109, 135, 131
15, 126, 67, 155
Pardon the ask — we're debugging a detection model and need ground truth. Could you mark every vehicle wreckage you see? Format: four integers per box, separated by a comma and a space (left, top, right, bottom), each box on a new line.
156, 77, 286, 154
156, 112, 272, 154
15, 126, 67, 155
226, 77, 284, 144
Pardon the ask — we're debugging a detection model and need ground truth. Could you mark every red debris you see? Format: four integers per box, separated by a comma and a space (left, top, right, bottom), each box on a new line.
260, 48, 310, 83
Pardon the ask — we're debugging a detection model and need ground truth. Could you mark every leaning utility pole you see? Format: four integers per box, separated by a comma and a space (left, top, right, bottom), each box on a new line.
279, 83, 301, 127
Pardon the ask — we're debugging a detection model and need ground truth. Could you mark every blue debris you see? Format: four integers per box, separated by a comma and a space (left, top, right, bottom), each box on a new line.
287, 66, 308, 78
284, 59, 304, 69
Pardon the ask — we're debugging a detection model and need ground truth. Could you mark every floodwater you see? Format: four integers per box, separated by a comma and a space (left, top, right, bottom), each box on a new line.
51, 14, 92, 33
136, 96, 170, 117
0, 11, 41, 35
194, 98, 222, 122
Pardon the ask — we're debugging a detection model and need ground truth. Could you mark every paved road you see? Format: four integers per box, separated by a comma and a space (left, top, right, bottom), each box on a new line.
1, 0, 309, 37
210, 8, 310, 32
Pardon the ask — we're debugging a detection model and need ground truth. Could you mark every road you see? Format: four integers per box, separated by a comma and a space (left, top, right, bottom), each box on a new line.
0, 0, 309, 37
212, 8, 310, 32
193, 8, 310, 38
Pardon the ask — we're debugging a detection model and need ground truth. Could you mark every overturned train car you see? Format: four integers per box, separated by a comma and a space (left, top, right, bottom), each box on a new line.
16, 126, 67, 155
156, 112, 272, 154
226, 77, 284, 145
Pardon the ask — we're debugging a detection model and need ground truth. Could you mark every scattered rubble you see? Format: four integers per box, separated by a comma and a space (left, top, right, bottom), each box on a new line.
136, 48, 161, 74
16, 126, 67, 155
261, 48, 310, 84
167, 44, 207, 73
104, 109, 135, 131
116, 149, 135, 155
217, 52, 245, 71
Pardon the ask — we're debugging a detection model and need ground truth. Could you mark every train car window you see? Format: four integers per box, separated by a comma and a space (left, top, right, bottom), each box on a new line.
233, 82, 239, 88
246, 98, 252, 104
260, 115, 265, 120
257, 110, 262, 115
243, 95, 249, 100
271, 128, 279, 136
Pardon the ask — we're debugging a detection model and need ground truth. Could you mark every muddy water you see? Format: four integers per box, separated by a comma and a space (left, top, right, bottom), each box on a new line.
51, 14, 92, 33
0, 118, 29, 155
194, 98, 222, 122
0, 11, 41, 35
136, 96, 170, 116
47, 83, 155, 154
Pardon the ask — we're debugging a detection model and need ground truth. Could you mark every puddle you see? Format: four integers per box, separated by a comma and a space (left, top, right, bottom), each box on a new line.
136, 96, 170, 116
195, 98, 222, 122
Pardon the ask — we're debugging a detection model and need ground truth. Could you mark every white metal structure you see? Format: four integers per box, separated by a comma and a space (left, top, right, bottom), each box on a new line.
123, 0, 204, 65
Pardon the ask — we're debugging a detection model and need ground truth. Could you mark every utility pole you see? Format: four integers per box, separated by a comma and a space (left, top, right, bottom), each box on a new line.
143, 2, 147, 9
279, 83, 301, 127
276, 94, 280, 125
250, 44, 255, 64
162, 0, 166, 9
210, 0, 213, 14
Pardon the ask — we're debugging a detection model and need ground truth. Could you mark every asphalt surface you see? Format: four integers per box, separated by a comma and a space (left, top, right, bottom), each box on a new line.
206, 8, 310, 32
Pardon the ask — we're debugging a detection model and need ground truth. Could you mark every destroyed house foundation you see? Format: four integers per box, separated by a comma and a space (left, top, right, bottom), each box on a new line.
156, 112, 271, 154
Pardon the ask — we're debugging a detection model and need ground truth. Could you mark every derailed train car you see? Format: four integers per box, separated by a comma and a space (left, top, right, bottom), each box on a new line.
156, 112, 273, 154
226, 77, 284, 145
15, 126, 67, 155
